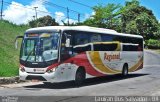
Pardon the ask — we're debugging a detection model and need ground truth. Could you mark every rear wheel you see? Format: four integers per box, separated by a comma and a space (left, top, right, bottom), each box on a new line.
75, 68, 85, 85
122, 64, 128, 76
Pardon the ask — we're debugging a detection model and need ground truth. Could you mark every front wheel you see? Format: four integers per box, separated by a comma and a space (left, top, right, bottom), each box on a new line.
75, 68, 85, 85
122, 64, 128, 76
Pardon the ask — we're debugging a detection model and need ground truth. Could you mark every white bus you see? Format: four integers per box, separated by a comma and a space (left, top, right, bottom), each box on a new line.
15, 26, 144, 84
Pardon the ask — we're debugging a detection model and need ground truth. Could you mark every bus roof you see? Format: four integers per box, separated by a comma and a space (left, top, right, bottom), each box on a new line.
26, 26, 143, 39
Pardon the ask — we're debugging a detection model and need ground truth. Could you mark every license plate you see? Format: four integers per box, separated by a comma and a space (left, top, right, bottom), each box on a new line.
31, 79, 39, 82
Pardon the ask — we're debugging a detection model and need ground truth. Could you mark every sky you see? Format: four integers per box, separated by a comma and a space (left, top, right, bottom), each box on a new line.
1, 0, 160, 25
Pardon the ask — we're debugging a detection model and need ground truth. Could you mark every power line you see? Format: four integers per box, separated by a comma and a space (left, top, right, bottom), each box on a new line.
4, 1, 77, 20
3, 1, 49, 14
4, 0, 84, 19
3, 0, 82, 23
68, 0, 92, 9
43, 0, 85, 17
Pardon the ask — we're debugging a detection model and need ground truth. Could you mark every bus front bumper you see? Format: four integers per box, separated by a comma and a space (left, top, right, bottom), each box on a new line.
19, 71, 57, 82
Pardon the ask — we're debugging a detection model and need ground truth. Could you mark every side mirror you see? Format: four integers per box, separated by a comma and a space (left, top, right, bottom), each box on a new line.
65, 38, 70, 47
15, 36, 24, 49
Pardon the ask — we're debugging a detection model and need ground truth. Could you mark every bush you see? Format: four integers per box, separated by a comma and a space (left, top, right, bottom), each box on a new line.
146, 39, 160, 49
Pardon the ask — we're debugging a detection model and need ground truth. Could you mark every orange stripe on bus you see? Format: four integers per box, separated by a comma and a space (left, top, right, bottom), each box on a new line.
88, 51, 120, 74
128, 57, 143, 72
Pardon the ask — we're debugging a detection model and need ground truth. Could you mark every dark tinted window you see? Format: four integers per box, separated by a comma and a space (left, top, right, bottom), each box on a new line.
101, 34, 115, 42
64, 30, 143, 51
74, 31, 90, 45
94, 44, 117, 51
73, 45, 91, 53
123, 45, 138, 51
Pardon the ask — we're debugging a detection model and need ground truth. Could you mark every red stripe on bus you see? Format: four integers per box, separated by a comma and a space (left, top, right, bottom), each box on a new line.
65, 52, 106, 76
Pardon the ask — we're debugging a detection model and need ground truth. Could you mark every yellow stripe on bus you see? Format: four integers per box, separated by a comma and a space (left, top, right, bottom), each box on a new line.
88, 51, 120, 74
128, 57, 143, 72
88, 51, 143, 74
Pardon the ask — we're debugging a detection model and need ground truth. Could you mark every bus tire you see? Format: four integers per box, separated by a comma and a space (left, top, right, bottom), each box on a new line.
75, 68, 85, 85
122, 64, 128, 76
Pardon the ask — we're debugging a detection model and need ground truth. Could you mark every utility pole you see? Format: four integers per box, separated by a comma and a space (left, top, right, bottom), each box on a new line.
34, 7, 38, 20
1, 0, 4, 20
78, 13, 80, 23
34, 7, 38, 27
67, 7, 69, 26
33, 16, 35, 21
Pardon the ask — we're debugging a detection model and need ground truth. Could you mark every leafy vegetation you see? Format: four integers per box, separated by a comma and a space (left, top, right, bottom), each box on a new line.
121, 0, 159, 40
29, 15, 59, 27
79, 0, 160, 41
146, 39, 160, 49
0, 20, 29, 76
79, 3, 122, 29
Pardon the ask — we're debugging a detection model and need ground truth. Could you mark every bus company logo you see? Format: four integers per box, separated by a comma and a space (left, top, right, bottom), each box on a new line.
104, 52, 120, 61
33, 69, 36, 72
33, 68, 45, 72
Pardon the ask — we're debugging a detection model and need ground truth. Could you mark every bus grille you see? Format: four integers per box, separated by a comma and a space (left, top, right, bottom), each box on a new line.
26, 75, 47, 81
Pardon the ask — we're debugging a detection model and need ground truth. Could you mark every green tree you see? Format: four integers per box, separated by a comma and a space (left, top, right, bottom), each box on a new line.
80, 0, 159, 40
121, 0, 159, 39
80, 3, 122, 29
29, 15, 59, 27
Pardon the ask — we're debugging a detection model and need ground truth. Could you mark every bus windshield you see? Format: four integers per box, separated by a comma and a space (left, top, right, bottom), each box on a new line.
20, 32, 60, 62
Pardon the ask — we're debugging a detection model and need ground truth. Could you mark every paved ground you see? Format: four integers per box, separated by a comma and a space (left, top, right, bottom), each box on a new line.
0, 50, 160, 102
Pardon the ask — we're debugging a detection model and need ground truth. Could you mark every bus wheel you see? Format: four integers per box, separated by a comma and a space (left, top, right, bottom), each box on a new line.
75, 68, 85, 85
122, 64, 128, 76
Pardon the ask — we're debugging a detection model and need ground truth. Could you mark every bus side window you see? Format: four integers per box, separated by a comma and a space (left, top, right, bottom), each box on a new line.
74, 31, 89, 45
73, 45, 91, 53
90, 34, 101, 42
122, 45, 138, 51
93, 44, 118, 51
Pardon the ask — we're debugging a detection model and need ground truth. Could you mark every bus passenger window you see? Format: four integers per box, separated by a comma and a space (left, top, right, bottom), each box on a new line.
91, 34, 101, 42
93, 44, 118, 51
122, 45, 138, 51
74, 32, 89, 45
73, 45, 91, 53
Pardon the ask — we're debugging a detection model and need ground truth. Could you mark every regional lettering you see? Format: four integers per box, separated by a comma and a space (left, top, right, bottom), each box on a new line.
104, 52, 120, 61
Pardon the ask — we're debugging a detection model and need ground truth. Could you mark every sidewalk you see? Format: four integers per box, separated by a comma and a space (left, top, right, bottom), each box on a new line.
0, 76, 20, 84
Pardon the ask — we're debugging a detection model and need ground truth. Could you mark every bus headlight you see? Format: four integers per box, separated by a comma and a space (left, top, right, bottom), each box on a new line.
46, 68, 56, 73
20, 66, 25, 72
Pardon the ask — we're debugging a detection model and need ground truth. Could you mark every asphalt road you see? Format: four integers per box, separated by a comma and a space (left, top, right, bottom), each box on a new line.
0, 50, 160, 102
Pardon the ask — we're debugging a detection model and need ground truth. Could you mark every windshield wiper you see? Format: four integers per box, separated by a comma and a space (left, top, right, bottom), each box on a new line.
25, 47, 35, 62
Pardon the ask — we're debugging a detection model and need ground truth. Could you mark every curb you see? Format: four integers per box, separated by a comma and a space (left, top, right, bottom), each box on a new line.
0, 76, 25, 84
